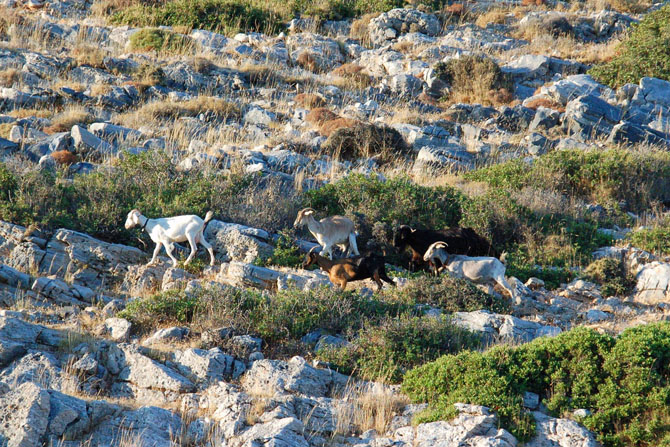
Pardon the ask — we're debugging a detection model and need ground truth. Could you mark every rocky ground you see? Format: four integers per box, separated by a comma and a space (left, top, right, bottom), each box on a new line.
0, 0, 669, 446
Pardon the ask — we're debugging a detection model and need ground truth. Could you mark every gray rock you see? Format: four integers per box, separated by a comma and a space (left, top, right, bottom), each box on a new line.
542, 74, 613, 105
368, 8, 441, 46
199, 382, 250, 437
161, 268, 196, 291
607, 121, 668, 147
113, 343, 195, 393
241, 356, 348, 398
452, 310, 561, 344
243, 105, 277, 126
88, 122, 142, 141
71, 125, 115, 156
0, 87, 51, 108
86, 405, 182, 447
287, 33, 345, 71
585, 309, 611, 322
231, 417, 309, 447
0, 351, 65, 391
0, 382, 50, 447
503, 54, 586, 83
523, 392, 540, 410
31, 276, 93, 307
413, 403, 516, 447
529, 107, 561, 132
218, 261, 329, 291
143, 326, 190, 346
634, 261, 670, 305
0, 316, 41, 345
387, 74, 423, 97
97, 318, 132, 342
564, 94, 621, 140
413, 145, 474, 173
205, 220, 273, 264
0, 263, 31, 289
635, 77, 670, 108
526, 411, 598, 447
174, 347, 245, 384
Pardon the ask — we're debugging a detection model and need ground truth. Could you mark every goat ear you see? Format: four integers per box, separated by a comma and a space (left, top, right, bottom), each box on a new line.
410, 228, 416, 233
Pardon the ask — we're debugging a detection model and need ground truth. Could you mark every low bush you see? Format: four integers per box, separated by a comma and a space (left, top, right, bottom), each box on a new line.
128, 28, 192, 53
120, 285, 412, 344
466, 149, 670, 212
381, 274, 511, 314
322, 123, 410, 164
589, 5, 670, 88
318, 315, 481, 383
584, 258, 635, 297
629, 221, 670, 256
256, 229, 303, 268
306, 173, 463, 230
402, 323, 670, 446
434, 55, 513, 106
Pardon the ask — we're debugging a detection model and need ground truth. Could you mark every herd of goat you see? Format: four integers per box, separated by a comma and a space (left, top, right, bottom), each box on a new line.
124, 207, 517, 298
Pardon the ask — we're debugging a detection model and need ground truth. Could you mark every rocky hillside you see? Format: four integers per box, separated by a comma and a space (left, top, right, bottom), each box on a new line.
0, 0, 669, 446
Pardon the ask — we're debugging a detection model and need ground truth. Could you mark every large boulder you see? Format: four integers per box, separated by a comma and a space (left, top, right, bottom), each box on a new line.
634, 261, 670, 305
205, 220, 273, 264
241, 356, 348, 398
174, 347, 246, 384
412, 404, 516, 447
564, 94, 621, 140
0, 382, 50, 447
541, 74, 613, 105
526, 411, 599, 447
217, 261, 329, 291
452, 310, 561, 343
230, 417, 309, 447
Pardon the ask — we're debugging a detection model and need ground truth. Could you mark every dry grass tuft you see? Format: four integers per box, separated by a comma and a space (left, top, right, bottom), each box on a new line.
350, 12, 379, 46
51, 150, 77, 165
524, 96, 565, 112
116, 96, 240, 125
72, 45, 107, 69
336, 383, 408, 437
295, 93, 326, 109
0, 68, 21, 87
242, 63, 284, 86
192, 57, 216, 74
330, 63, 372, 90
296, 52, 320, 73
8, 108, 52, 119
475, 8, 509, 28
44, 106, 94, 133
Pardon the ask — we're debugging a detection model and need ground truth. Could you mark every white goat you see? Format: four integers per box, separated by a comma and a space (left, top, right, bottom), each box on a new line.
124, 209, 216, 267
424, 241, 516, 299
293, 208, 359, 259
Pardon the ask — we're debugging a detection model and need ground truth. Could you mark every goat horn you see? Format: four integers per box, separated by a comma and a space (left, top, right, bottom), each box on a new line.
436, 242, 448, 248
308, 246, 319, 254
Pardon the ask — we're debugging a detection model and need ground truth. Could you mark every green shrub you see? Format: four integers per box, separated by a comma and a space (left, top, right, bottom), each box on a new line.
122, 285, 411, 343
584, 258, 635, 297
0, 163, 16, 202
257, 229, 303, 268
382, 274, 511, 314
318, 315, 481, 383
460, 189, 530, 248
466, 149, 670, 212
402, 323, 670, 446
504, 260, 573, 290
589, 5, 670, 88
322, 123, 411, 164
629, 221, 670, 256
119, 289, 201, 326
306, 173, 463, 230
111, 0, 284, 35
0, 151, 252, 245
128, 28, 192, 53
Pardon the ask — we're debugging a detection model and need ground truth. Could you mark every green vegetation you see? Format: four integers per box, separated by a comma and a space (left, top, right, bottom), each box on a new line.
112, 0, 285, 36
402, 323, 670, 446
584, 258, 635, 297
306, 173, 463, 230
629, 221, 670, 256
0, 152, 252, 245
110, 0, 453, 35
128, 28, 192, 53
589, 5, 670, 88
318, 315, 480, 383
465, 149, 670, 212
381, 274, 511, 314
256, 229, 303, 268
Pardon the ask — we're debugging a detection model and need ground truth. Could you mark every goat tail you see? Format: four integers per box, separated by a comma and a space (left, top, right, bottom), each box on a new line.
499, 252, 508, 264
204, 210, 214, 223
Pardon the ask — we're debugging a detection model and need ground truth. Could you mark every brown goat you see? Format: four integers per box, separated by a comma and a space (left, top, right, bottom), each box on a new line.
302, 248, 395, 291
